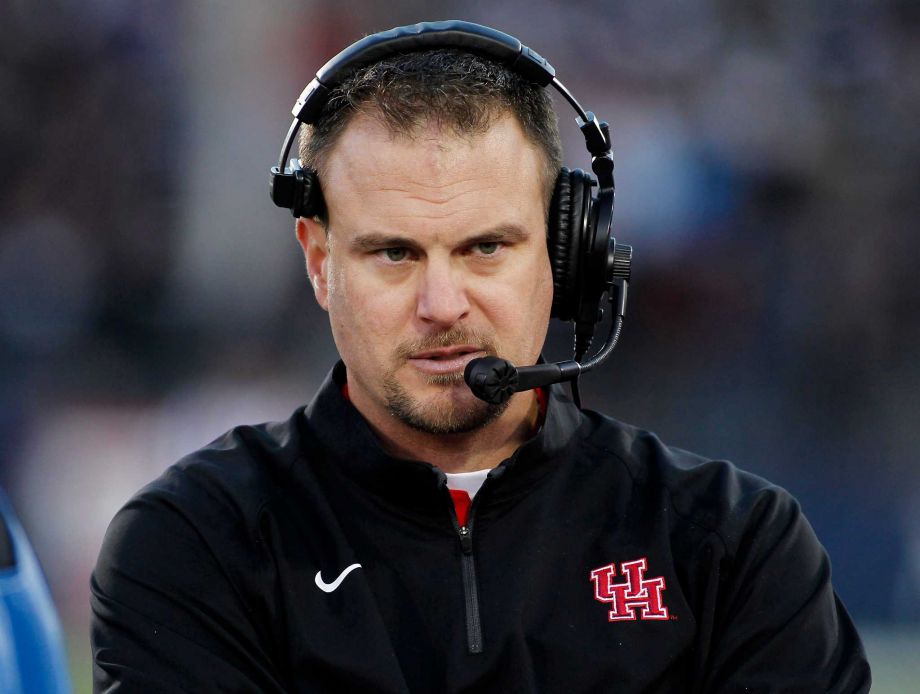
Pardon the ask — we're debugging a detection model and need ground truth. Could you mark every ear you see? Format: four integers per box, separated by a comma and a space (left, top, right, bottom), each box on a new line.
295, 217, 330, 311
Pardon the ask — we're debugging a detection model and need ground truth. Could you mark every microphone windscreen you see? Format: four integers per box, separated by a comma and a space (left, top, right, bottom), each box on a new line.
463, 357, 519, 404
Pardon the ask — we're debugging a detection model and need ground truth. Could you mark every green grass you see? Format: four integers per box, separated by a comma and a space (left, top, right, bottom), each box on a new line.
861, 624, 920, 694
67, 628, 91, 694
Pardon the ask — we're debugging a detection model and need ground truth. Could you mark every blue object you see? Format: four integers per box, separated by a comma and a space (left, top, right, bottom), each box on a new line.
0, 488, 72, 694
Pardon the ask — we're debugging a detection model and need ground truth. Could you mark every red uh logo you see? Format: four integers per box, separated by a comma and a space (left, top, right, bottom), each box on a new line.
590, 557, 670, 621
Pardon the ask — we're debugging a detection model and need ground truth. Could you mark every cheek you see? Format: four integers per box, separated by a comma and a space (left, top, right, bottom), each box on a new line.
326, 263, 412, 358
525, 258, 554, 348
480, 253, 553, 354
535, 251, 555, 310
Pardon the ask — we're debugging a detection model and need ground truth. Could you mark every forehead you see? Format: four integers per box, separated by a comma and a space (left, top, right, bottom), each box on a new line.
320, 111, 547, 240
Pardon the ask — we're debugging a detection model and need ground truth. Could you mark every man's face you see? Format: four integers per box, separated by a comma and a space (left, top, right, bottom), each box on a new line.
298, 110, 553, 434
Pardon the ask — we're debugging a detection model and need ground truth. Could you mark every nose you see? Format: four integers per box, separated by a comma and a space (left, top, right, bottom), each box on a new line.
415, 256, 470, 328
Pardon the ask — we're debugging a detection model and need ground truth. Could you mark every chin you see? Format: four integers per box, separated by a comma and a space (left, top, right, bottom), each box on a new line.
382, 372, 507, 435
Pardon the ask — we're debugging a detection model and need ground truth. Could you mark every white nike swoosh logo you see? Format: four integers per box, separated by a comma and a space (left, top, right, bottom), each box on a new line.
314, 563, 362, 593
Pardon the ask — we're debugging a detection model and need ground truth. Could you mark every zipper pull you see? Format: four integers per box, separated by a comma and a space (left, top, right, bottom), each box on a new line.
458, 526, 473, 554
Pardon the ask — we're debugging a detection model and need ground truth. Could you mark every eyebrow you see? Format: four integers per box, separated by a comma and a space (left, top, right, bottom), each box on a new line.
350, 233, 420, 253
349, 224, 531, 252
466, 224, 530, 245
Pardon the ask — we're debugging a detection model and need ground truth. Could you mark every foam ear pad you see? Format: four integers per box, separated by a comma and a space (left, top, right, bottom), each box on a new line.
292, 166, 324, 219
548, 167, 589, 320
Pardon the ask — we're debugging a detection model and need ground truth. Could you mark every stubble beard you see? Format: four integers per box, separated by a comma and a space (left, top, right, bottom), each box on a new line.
381, 327, 510, 435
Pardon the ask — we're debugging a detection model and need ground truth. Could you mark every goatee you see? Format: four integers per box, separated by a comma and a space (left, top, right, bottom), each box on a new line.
383, 327, 509, 434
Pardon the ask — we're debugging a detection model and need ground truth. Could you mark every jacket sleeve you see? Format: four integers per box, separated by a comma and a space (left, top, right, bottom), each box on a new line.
701, 486, 871, 693
90, 485, 286, 693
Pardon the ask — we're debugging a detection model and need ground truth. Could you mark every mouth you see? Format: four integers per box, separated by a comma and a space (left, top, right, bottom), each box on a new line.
407, 346, 487, 376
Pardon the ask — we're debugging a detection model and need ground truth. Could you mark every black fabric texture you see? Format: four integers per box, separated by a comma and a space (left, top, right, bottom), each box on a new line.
91, 362, 871, 693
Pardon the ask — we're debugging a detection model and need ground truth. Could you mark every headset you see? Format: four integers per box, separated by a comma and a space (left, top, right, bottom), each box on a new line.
270, 20, 632, 407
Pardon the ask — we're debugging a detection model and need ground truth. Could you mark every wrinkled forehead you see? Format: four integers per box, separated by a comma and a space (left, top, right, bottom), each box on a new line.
326, 107, 541, 175
323, 112, 541, 196
320, 111, 548, 235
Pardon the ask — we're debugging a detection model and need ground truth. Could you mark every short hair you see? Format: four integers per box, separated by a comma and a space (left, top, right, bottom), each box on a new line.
298, 48, 563, 225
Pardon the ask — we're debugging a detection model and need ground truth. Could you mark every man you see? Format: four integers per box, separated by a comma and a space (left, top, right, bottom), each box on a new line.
91, 26, 870, 693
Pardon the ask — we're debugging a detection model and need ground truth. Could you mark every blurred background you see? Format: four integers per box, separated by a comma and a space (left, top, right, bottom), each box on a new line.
1, 0, 918, 690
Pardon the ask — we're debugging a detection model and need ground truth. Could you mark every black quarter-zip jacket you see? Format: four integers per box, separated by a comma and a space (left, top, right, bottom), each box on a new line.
91, 363, 870, 692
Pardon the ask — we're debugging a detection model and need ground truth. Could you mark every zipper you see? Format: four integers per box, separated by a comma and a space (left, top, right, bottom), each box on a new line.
457, 523, 482, 654
448, 491, 484, 654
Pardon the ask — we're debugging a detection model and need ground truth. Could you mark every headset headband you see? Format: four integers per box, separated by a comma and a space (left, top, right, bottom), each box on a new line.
295, 21, 555, 124
273, 20, 613, 193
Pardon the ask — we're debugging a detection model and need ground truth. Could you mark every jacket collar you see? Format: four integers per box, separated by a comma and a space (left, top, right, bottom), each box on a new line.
301, 361, 584, 517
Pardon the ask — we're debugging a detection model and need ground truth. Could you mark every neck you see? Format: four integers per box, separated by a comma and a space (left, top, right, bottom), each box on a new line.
349, 381, 539, 474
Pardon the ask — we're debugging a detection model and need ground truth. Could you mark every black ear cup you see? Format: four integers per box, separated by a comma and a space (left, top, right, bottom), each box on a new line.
548, 167, 593, 321
291, 166, 324, 219
270, 161, 324, 219
548, 167, 575, 320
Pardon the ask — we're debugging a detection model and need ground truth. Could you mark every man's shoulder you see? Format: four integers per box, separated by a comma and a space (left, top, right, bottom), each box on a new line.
94, 408, 312, 599
147, 407, 310, 516
578, 409, 800, 553
103, 407, 311, 553
176, 409, 307, 493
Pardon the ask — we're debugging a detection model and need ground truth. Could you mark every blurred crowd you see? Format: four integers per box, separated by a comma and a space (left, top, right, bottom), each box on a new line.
1, 0, 918, 681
